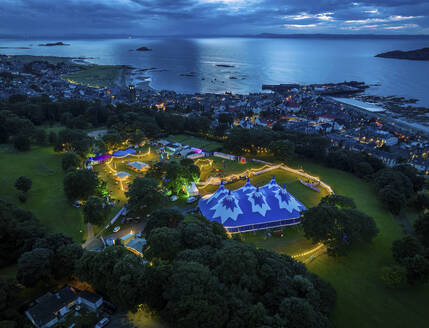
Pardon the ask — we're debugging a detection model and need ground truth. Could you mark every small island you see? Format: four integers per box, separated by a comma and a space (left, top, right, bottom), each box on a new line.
38, 41, 70, 47
375, 47, 429, 61
136, 46, 152, 51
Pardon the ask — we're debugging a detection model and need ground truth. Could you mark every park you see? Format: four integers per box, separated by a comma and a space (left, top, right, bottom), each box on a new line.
1, 132, 428, 328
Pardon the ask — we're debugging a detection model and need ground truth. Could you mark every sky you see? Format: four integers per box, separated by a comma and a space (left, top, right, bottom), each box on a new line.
1, 0, 429, 37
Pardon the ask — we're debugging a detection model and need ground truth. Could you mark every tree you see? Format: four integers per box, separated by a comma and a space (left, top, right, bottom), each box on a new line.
33, 128, 46, 145
14, 176, 32, 193
403, 255, 429, 285
392, 236, 424, 265
83, 196, 109, 226
378, 185, 407, 215
279, 297, 330, 328
126, 177, 165, 217
302, 202, 378, 256
395, 165, 425, 192
145, 208, 185, 238
144, 227, 183, 261
269, 140, 295, 162
17, 248, 53, 287
0, 202, 46, 267
62, 152, 80, 171
414, 213, 429, 247
53, 243, 83, 280
76, 246, 144, 311
48, 131, 57, 145
320, 195, 356, 209
13, 135, 30, 151
163, 261, 229, 328
63, 169, 99, 201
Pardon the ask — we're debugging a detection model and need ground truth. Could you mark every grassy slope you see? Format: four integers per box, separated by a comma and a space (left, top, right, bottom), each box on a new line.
0, 146, 84, 242
291, 160, 429, 328
167, 134, 222, 152
62, 65, 123, 88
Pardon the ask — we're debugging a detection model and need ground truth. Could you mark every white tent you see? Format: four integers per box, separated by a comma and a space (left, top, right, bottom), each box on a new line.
185, 182, 199, 197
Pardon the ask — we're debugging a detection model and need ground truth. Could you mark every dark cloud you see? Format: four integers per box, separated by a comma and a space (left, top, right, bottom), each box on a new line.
0, 0, 428, 36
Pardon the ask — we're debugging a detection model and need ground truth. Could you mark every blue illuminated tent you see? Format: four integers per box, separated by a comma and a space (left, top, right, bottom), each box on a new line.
199, 177, 305, 233
112, 148, 137, 157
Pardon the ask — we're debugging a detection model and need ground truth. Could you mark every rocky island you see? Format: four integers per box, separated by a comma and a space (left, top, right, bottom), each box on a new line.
375, 47, 429, 61
136, 46, 152, 51
216, 64, 235, 68
38, 42, 70, 47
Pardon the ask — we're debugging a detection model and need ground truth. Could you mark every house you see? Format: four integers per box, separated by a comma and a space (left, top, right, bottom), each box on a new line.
77, 291, 103, 311
25, 287, 76, 328
25, 286, 104, 328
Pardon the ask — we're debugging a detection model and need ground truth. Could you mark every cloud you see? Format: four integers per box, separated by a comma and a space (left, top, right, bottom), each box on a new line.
0, 0, 428, 36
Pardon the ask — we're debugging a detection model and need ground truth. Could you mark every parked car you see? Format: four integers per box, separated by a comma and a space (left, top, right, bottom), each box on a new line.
95, 317, 110, 328
72, 201, 80, 208
186, 196, 197, 204
113, 226, 120, 233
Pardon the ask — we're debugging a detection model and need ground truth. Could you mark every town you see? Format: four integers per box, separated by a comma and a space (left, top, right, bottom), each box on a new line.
1, 54, 428, 173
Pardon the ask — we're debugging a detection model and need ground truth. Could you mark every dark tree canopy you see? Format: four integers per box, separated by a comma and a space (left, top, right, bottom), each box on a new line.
145, 208, 185, 238
13, 135, 30, 151
126, 177, 165, 217
83, 196, 110, 226
14, 176, 32, 193
62, 152, 80, 171
17, 248, 53, 287
414, 213, 429, 248
302, 198, 378, 256
76, 217, 336, 328
63, 169, 99, 201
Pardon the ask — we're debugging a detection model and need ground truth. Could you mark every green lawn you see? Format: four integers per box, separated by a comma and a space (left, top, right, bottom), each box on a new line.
0, 145, 84, 242
200, 168, 329, 209
62, 65, 124, 88
198, 156, 264, 181
242, 159, 429, 328
167, 134, 222, 152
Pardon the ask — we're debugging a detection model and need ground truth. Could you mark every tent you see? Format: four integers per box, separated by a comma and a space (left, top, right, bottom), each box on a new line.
114, 171, 131, 181
185, 182, 199, 197
198, 177, 305, 233
127, 161, 149, 172
88, 154, 112, 165
112, 148, 137, 157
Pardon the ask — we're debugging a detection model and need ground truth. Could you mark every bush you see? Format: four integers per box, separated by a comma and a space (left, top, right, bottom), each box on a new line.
380, 265, 406, 289
13, 135, 30, 151
18, 193, 27, 203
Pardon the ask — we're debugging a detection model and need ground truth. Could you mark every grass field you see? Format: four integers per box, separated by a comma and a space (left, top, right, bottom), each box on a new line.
197, 156, 264, 181
62, 65, 124, 88
241, 159, 429, 328
0, 145, 84, 242
167, 134, 222, 152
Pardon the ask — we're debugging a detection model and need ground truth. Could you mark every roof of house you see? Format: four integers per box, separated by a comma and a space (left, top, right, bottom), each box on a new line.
79, 290, 102, 304
27, 287, 76, 327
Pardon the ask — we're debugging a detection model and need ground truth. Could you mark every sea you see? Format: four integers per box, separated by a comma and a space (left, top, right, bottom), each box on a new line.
1, 37, 429, 106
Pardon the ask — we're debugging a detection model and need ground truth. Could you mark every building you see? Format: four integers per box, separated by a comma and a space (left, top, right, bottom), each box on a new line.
199, 177, 306, 233
25, 286, 103, 328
